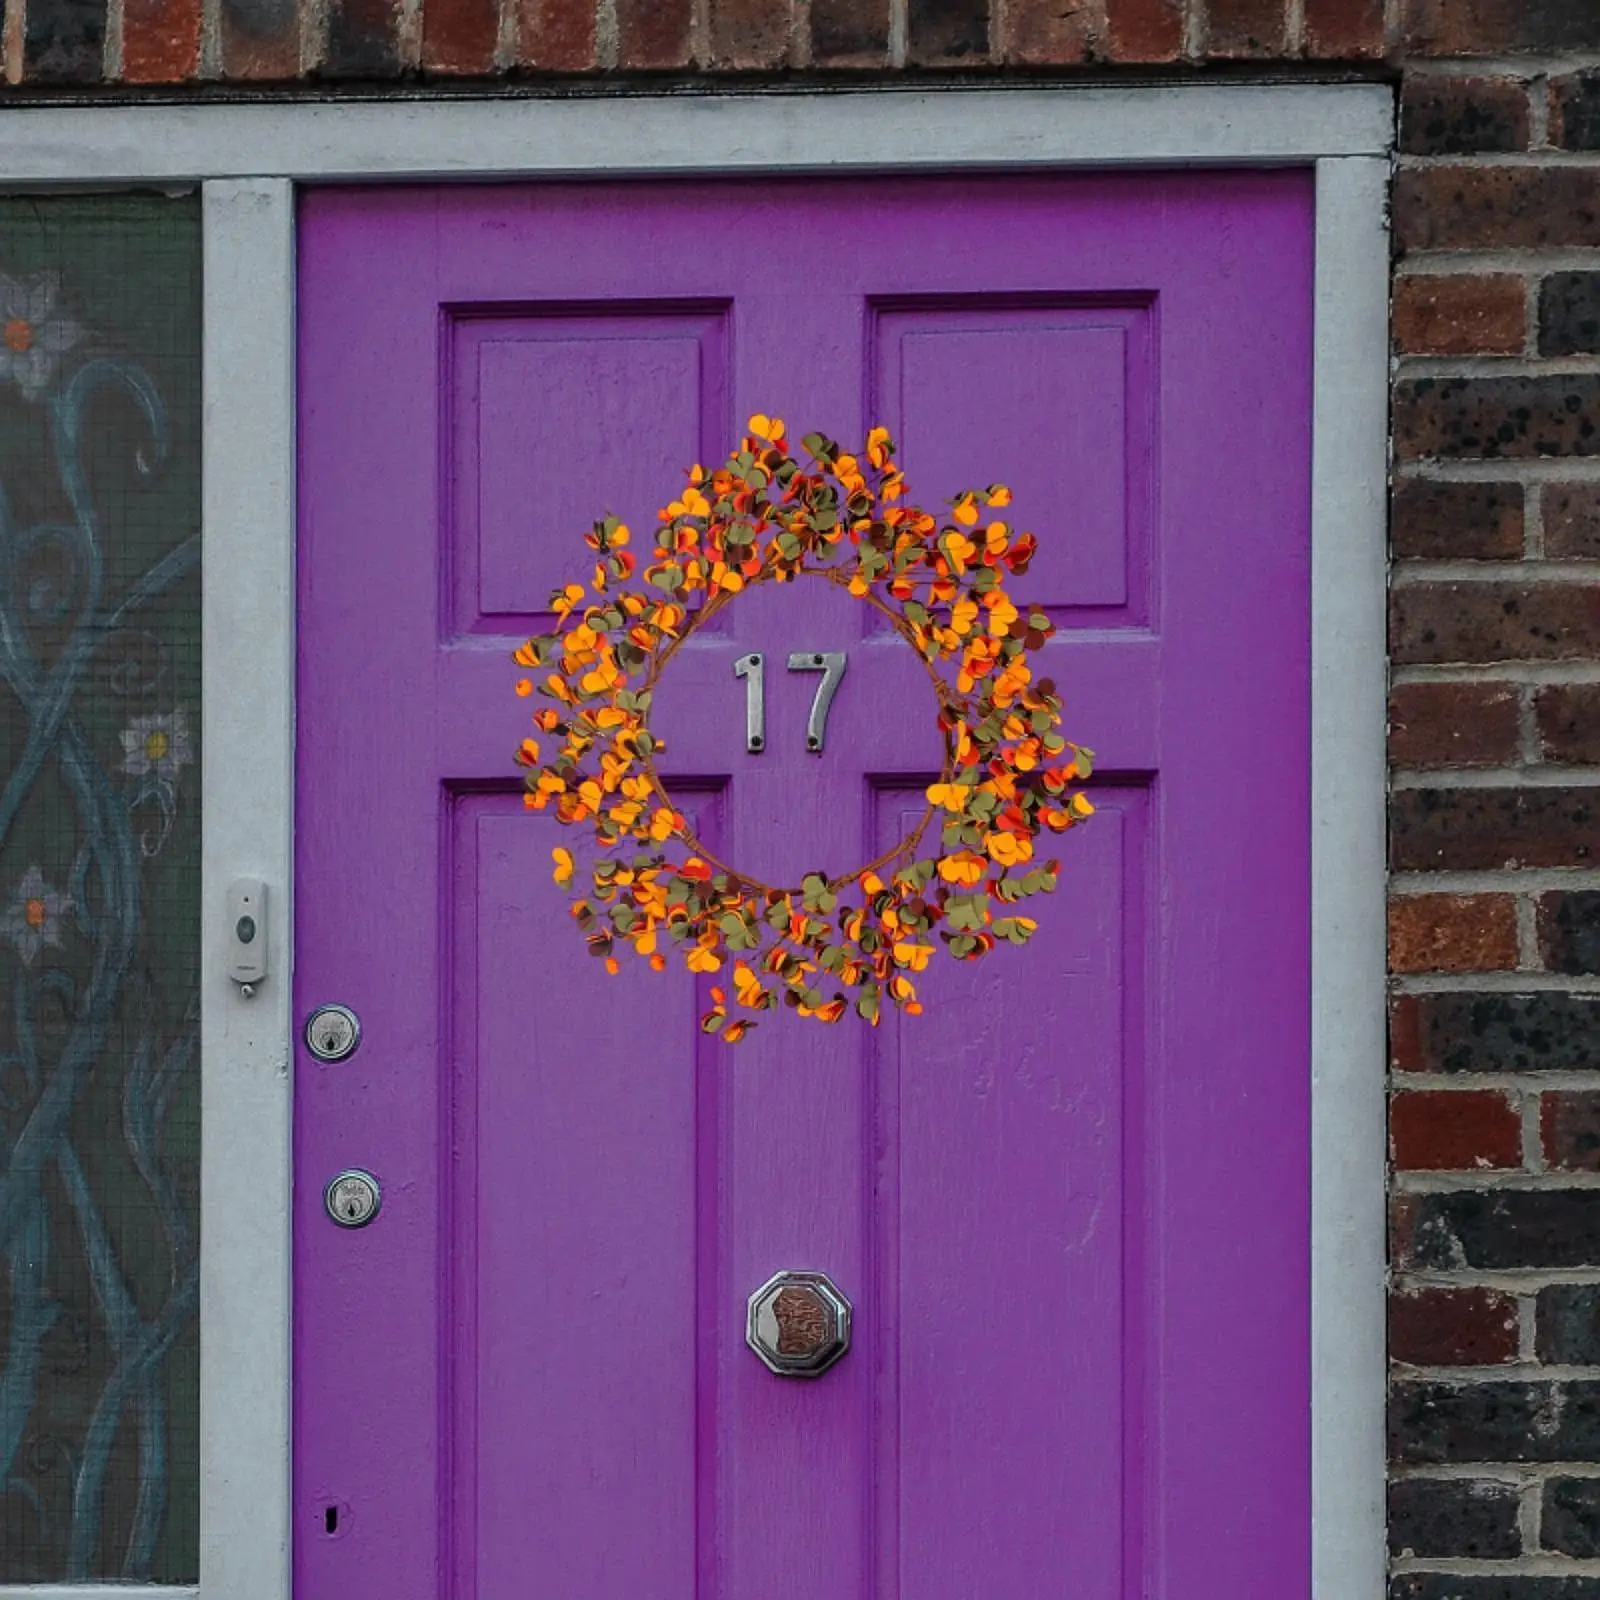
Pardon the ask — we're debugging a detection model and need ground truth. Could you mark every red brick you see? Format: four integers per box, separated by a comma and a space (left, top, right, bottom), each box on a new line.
1390, 786, 1599, 872
1392, 1089, 1523, 1170
1389, 682, 1521, 770
617, 0, 691, 66
1390, 993, 1426, 1074
24, 0, 105, 80
1541, 273, 1600, 360
1543, 1091, 1600, 1171
1104, 0, 1181, 59
1537, 685, 1600, 765
1389, 1283, 1520, 1366
515, 0, 593, 67
1392, 480, 1524, 561
422, 0, 497, 72
1552, 71, 1600, 153
1395, 375, 1600, 462
1402, 0, 1598, 55
810, 0, 889, 60
220, 0, 301, 78
1544, 484, 1600, 559
1393, 275, 1526, 357
1401, 75, 1530, 156
1396, 167, 1600, 254
709, 0, 790, 66
1391, 991, 1600, 1077
321, 0, 403, 76
1391, 583, 1600, 667
1303, 0, 1383, 57
1539, 892, 1600, 977
1389, 894, 1520, 976
1004, 0, 1095, 63
122, 0, 200, 78
1204, 0, 1285, 54
1389, 1477, 1522, 1560
908, 0, 989, 63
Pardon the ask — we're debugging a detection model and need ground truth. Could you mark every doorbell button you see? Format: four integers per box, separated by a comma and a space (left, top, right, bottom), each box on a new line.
226, 877, 268, 992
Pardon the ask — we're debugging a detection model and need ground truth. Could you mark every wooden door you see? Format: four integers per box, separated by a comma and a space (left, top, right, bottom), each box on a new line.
295, 171, 1313, 1599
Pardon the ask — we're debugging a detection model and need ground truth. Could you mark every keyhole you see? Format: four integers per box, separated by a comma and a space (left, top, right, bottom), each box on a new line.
324, 1505, 339, 1535
346, 1198, 360, 1218
322, 1028, 339, 1053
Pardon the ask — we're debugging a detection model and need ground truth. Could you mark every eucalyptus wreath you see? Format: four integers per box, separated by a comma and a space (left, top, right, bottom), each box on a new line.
514, 416, 1093, 1042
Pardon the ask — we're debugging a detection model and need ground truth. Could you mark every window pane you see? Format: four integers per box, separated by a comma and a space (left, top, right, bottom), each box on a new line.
0, 194, 201, 1584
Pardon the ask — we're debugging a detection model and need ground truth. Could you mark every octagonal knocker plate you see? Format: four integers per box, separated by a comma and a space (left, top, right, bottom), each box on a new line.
746, 1269, 852, 1378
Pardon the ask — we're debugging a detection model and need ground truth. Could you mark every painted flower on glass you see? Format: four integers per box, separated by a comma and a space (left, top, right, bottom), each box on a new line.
120, 708, 193, 783
0, 272, 85, 401
2, 865, 68, 968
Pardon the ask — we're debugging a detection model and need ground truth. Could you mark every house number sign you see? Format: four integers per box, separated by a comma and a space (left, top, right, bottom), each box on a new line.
733, 650, 848, 753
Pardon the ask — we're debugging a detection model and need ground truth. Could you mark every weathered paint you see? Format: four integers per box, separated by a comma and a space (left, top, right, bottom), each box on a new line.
296, 172, 1314, 1598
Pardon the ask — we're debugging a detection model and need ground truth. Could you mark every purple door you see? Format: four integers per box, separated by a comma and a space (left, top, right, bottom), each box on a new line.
296, 172, 1313, 1599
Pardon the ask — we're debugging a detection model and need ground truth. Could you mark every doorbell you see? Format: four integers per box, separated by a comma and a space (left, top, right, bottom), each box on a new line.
227, 877, 268, 995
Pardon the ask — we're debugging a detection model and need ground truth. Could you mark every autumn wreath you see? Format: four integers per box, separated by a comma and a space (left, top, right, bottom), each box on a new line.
513, 416, 1094, 1042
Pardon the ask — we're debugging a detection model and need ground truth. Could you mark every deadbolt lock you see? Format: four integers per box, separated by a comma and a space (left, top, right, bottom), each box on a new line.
324, 1169, 381, 1228
304, 1003, 361, 1063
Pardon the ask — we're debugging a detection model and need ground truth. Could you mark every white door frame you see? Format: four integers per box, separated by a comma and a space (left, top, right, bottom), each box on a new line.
0, 82, 1393, 1600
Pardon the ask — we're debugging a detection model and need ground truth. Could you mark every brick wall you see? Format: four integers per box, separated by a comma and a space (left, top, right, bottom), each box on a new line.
1389, 22, 1600, 1596
7, 0, 1600, 1592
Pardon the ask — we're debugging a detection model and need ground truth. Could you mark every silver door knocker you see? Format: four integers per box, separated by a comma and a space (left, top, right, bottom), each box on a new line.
747, 1269, 851, 1377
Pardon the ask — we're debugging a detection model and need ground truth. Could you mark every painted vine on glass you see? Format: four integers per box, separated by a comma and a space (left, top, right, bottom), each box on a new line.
0, 201, 201, 1583
514, 416, 1093, 1040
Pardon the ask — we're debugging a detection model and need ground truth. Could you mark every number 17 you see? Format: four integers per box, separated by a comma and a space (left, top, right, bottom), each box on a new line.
732, 650, 848, 754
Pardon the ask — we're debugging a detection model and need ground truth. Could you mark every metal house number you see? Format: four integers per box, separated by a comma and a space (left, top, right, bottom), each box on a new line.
733, 650, 847, 754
